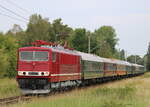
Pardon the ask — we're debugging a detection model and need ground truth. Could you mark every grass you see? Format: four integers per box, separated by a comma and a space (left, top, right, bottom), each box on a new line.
142, 72, 150, 78
0, 78, 21, 99
10, 72, 150, 107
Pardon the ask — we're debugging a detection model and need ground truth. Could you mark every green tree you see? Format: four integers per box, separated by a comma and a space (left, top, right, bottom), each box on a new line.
146, 42, 150, 71
0, 33, 19, 78
0, 48, 8, 77
97, 41, 113, 58
5, 35, 19, 77
9, 24, 23, 34
52, 18, 72, 43
70, 28, 88, 52
127, 55, 143, 65
93, 26, 118, 58
120, 49, 125, 60
6, 24, 26, 46
25, 14, 52, 46
86, 31, 98, 54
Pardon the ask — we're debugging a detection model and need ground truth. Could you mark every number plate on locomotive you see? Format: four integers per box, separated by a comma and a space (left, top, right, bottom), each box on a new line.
28, 72, 38, 75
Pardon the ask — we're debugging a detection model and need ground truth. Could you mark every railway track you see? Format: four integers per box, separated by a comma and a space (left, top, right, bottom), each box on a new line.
0, 95, 31, 105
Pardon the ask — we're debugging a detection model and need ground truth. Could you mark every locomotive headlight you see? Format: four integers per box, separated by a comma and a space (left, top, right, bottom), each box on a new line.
40, 72, 49, 76
18, 71, 22, 75
23, 72, 26, 75
41, 72, 44, 75
18, 71, 26, 76
44, 72, 49, 76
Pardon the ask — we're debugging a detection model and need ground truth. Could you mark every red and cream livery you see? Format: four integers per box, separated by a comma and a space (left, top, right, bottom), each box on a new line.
17, 41, 81, 94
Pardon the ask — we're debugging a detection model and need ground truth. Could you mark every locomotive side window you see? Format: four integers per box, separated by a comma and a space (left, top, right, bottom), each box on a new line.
52, 52, 56, 62
20, 51, 48, 61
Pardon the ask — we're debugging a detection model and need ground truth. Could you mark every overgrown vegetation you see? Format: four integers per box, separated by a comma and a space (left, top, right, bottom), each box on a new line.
0, 78, 21, 98
0, 14, 149, 78
12, 73, 150, 107
0, 33, 19, 78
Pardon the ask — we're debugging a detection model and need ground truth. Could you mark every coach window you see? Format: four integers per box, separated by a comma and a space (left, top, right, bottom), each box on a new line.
52, 52, 56, 62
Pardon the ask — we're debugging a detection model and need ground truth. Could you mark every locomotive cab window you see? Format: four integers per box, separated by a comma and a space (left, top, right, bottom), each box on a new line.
34, 51, 48, 61
20, 51, 48, 61
20, 51, 33, 61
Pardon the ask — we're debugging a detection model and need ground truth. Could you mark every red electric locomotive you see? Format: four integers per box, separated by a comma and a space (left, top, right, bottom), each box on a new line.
17, 40, 81, 94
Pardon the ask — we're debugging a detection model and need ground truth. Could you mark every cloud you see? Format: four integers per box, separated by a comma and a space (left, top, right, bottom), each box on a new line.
90, 14, 150, 27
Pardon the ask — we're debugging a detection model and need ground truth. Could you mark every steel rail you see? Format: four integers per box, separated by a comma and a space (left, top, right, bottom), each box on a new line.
0, 95, 31, 105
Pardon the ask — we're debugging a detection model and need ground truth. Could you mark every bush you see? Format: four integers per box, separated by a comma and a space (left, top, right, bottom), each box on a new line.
0, 34, 19, 78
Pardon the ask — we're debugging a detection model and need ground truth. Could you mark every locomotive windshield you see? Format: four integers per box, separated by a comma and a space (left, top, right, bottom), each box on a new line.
20, 51, 48, 61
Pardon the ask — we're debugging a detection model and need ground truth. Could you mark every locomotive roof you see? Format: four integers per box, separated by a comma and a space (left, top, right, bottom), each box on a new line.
101, 58, 131, 65
19, 46, 80, 56
110, 59, 132, 66
77, 51, 133, 66
19, 46, 51, 50
123, 61, 132, 66
76, 51, 104, 62
51, 48, 79, 56
131, 63, 144, 67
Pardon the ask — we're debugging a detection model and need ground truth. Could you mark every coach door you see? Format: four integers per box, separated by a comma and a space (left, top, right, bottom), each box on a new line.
103, 63, 107, 77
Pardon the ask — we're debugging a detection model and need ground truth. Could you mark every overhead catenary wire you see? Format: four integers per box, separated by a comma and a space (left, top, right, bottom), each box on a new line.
0, 4, 28, 21
4, 0, 31, 14
0, 12, 27, 23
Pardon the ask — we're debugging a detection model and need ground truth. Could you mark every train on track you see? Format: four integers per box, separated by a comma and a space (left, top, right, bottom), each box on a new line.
16, 40, 145, 94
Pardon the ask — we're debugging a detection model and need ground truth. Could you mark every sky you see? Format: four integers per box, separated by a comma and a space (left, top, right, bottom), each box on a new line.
0, 0, 150, 56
